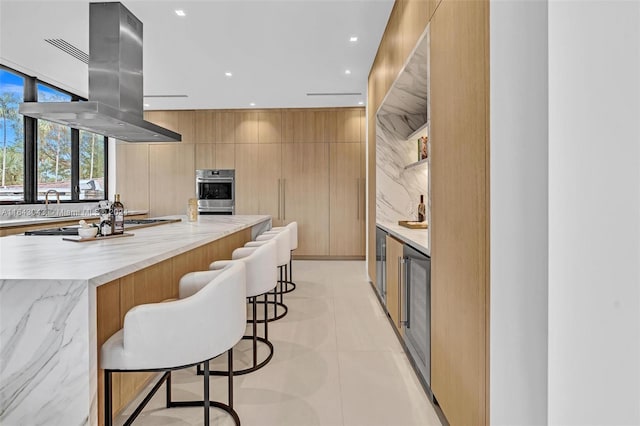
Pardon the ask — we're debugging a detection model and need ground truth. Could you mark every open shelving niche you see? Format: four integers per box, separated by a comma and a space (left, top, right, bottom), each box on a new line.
375, 24, 431, 235
375, 25, 431, 171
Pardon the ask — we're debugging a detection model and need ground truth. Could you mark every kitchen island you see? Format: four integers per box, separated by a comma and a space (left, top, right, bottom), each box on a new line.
0, 214, 271, 426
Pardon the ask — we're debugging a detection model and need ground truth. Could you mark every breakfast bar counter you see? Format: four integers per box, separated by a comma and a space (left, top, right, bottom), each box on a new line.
0, 215, 271, 426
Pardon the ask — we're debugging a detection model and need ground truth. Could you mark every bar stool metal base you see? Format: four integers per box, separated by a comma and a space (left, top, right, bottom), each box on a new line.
199, 336, 274, 376
273, 261, 296, 295
104, 353, 240, 426
253, 298, 288, 323
198, 296, 274, 376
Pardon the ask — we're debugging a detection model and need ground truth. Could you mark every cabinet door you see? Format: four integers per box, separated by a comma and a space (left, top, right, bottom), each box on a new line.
385, 235, 404, 331
145, 110, 195, 142
431, 1, 489, 425
282, 143, 329, 256
116, 142, 149, 211
258, 144, 283, 226
236, 143, 282, 220
149, 143, 195, 216
329, 142, 363, 256
234, 144, 261, 214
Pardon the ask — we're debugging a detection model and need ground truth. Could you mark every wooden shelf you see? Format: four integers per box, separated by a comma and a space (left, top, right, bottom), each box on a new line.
404, 158, 429, 170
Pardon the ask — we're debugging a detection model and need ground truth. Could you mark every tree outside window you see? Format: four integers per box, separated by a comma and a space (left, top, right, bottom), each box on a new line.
0, 69, 25, 202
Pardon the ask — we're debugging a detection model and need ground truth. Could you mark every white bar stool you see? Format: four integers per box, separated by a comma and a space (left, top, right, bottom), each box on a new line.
101, 262, 247, 426
261, 221, 298, 295
185, 241, 278, 376
245, 227, 291, 322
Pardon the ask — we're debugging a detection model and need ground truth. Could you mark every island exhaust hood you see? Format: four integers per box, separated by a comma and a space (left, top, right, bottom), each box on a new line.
19, 2, 181, 142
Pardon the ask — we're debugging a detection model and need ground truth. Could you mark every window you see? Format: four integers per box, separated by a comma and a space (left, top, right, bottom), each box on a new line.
36, 83, 72, 200
79, 130, 105, 200
0, 68, 25, 202
0, 65, 108, 204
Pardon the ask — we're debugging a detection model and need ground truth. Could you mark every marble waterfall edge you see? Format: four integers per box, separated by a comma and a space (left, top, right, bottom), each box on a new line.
0, 279, 92, 425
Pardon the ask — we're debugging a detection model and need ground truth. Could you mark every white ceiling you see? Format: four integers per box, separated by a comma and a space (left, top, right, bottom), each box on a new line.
0, 0, 393, 110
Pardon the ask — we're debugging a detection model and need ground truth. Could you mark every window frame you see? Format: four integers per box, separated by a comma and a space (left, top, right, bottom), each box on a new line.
0, 64, 108, 204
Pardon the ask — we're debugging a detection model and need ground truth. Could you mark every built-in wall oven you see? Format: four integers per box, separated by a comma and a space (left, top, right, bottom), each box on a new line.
195, 169, 235, 215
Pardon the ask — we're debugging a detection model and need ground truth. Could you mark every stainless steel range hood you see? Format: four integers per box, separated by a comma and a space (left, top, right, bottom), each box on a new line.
19, 2, 181, 142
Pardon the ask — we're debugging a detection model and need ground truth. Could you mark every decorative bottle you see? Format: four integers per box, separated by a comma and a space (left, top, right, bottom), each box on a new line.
112, 194, 125, 234
418, 195, 426, 222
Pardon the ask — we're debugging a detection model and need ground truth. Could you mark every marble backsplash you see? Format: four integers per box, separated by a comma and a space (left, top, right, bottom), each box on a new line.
376, 113, 429, 224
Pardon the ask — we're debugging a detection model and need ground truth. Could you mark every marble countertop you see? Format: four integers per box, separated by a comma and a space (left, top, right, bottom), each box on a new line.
377, 220, 429, 256
0, 214, 271, 285
0, 209, 149, 228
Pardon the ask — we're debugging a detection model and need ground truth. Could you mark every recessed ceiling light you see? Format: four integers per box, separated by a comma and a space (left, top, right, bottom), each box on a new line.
175, 9, 186, 17
358, 101, 364, 105
144, 103, 150, 107
345, 69, 352, 75
350, 36, 358, 42
249, 102, 256, 107
225, 72, 233, 77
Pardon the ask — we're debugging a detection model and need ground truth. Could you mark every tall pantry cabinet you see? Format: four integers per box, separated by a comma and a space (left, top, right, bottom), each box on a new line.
115, 107, 365, 258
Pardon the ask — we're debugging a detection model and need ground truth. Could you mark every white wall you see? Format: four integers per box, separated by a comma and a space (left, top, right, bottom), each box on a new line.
490, 0, 549, 424
548, 1, 640, 424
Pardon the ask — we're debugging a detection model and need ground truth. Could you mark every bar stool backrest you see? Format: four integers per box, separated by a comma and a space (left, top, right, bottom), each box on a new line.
255, 228, 291, 267
120, 262, 246, 369
231, 241, 278, 297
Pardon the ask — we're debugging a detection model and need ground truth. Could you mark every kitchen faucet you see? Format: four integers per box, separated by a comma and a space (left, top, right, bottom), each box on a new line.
44, 189, 60, 215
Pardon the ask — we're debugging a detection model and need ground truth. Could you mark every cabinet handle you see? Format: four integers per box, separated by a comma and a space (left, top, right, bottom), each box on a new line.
398, 256, 403, 327
404, 257, 411, 328
282, 179, 286, 220
356, 178, 360, 219
277, 179, 281, 220
381, 242, 386, 298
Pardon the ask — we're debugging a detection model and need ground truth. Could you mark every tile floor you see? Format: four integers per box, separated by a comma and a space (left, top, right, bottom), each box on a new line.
115, 261, 442, 426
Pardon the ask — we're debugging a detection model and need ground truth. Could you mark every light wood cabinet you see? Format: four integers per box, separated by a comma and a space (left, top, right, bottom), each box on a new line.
217, 111, 236, 143
194, 110, 216, 143
257, 144, 283, 226
117, 107, 363, 257
430, 1, 489, 425
400, 0, 434, 61
149, 143, 195, 216
115, 142, 149, 211
385, 235, 404, 331
195, 144, 216, 169
234, 144, 261, 214
235, 111, 258, 143
258, 111, 282, 143
283, 110, 313, 143
215, 144, 235, 169
235, 143, 282, 224
144, 110, 195, 143
335, 109, 362, 143
329, 143, 364, 256
319, 110, 337, 143
282, 143, 329, 256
